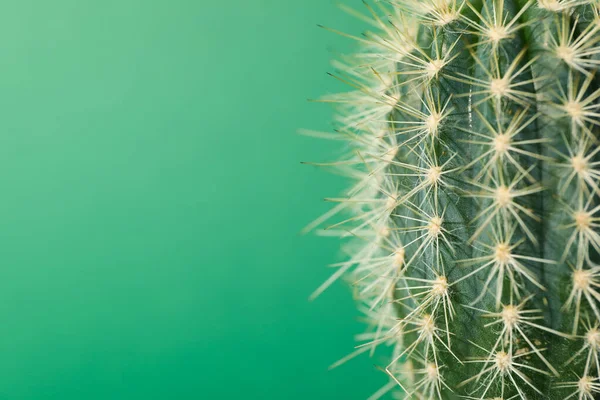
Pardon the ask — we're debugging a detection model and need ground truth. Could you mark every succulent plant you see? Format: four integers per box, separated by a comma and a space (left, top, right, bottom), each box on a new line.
305, 0, 600, 398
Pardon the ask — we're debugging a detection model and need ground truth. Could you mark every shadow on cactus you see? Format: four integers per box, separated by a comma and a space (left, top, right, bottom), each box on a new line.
304, 0, 600, 398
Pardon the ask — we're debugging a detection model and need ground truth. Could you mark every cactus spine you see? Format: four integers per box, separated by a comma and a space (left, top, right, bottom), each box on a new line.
306, 0, 600, 398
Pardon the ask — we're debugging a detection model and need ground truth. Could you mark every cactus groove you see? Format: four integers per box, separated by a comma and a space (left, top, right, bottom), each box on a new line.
305, 0, 600, 398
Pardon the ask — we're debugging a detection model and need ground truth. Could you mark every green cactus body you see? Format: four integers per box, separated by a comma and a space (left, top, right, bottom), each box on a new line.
306, 0, 600, 398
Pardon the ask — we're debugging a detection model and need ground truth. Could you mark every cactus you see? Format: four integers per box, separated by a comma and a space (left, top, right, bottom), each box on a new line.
305, 0, 600, 398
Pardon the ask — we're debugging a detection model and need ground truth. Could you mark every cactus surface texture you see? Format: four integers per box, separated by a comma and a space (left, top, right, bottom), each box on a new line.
306, 0, 600, 398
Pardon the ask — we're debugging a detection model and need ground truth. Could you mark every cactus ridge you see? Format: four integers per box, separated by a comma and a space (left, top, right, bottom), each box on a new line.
306, 0, 600, 398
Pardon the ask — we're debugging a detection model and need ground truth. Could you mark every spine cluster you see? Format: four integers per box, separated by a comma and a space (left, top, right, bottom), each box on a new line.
306, 0, 600, 399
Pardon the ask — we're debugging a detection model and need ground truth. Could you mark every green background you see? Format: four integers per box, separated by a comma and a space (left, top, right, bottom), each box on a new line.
0, 0, 385, 399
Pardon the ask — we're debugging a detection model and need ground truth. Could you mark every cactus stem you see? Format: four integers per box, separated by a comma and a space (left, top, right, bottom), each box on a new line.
307, 0, 600, 396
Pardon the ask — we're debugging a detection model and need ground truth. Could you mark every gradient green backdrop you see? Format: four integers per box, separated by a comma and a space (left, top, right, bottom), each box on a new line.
0, 1, 385, 398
